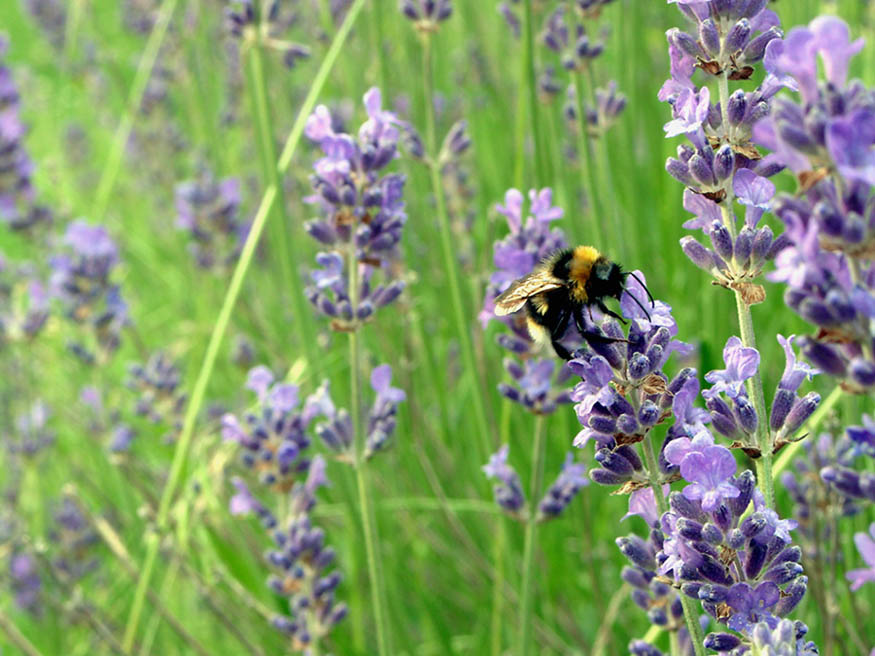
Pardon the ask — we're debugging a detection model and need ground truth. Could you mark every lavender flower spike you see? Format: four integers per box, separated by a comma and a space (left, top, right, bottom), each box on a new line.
847, 523, 875, 591
537, 453, 588, 520
483, 445, 526, 515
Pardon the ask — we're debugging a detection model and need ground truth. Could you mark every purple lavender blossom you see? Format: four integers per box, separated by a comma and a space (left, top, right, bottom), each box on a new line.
226, 368, 345, 645
364, 364, 406, 458
0, 38, 51, 232
175, 172, 248, 270
662, 3, 787, 297
10, 550, 42, 616
23, 0, 66, 50
537, 453, 588, 519
482, 445, 525, 515
225, 1, 310, 68
50, 220, 127, 357
0, 256, 49, 342
127, 352, 186, 442
6, 400, 54, 455
847, 523, 875, 591
223, 366, 334, 491
400, 0, 452, 30
704, 336, 759, 399
756, 17, 875, 391
304, 88, 408, 330
50, 498, 100, 584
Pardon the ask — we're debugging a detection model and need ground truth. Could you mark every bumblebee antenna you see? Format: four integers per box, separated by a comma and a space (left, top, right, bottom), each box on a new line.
628, 272, 655, 306
627, 290, 652, 321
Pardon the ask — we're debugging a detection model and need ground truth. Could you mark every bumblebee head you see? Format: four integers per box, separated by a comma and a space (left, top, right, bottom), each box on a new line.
590, 259, 626, 301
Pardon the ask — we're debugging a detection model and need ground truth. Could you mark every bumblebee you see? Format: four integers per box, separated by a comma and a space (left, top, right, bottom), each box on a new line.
493, 245, 653, 360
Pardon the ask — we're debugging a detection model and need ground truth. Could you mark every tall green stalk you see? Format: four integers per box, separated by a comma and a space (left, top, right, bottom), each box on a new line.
641, 431, 707, 656
715, 69, 774, 508
421, 34, 494, 459
518, 415, 546, 656
120, 2, 366, 648
93, 0, 178, 222
572, 69, 605, 247
347, 244, 391, 656
521, 0, 550, 186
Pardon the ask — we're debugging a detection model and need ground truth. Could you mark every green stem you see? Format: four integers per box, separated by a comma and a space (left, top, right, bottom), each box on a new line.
245, 43, 304, 333
93, 0, 178, 221
120, 2, 366, 648
0, 609, 43, 656
714, 69, 773, 507
490, 401, 512, 656
669, 631, 681, 656
641, 431, 707, 656
734, 289, 774, 508
422, 34, 494, 459
348, 240, 390, 656
519, 415, 546, 656
521, 0, 549, 184
572, 71, 604, 247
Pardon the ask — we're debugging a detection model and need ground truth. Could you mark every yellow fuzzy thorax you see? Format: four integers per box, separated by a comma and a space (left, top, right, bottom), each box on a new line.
569, 245, 601, 302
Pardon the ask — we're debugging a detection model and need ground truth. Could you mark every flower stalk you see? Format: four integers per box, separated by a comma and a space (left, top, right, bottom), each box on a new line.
518, 415, 546, 656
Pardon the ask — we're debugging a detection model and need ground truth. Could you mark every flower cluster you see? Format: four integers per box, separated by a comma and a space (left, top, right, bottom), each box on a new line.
0, 37, 51, 233
820, 414, 875, 504
661, 1, 787, 300
225, 0, 310, 68
222, 366, 331, 491
782, 430, 860, 563
225, 367, 346, 647
4, 400, 54, 456
847, 523, 875, 591
481, 188, 574, 414
482, 445, 588, 521
126, 351, 187, 443
175, 172, 248, 270
571, 272, 691, 484
538, 1, 627, 138
49, 220, 127, 359
314, 364, 406, 460
304, 88, 408, 330
23, 0, 66, 50
757, 17, 875, 391
9, 550, 42, 616
49, 498, 100, 585
400, 0, 452, 32
0, 254, 49, 345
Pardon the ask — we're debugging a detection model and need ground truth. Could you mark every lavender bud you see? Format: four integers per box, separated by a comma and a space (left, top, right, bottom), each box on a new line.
764, 562, 804, 585
800, 339, 846, 377
850, 358, 875, 387
702, 523, 723, 544
775, 576, 807, 616
784, 392, 820, 434
725, 18, 752, 53
727, 528, 745, 549
744, 541, 768, 578
734, 227, 754, 265
698, 584, 730, 604
622, 566, 651, 589
638, 401, 659, 427
713, 145, 735, 183
678, 518, 704, 540
821, 466, 863, 498
751, 225, 773, 261
616, 536, 655, 569
740, 0, 767, 19
628, 352, 652, 380
769, 389, 795, 431
727, 90, 747, 126
668, 28, 704, 58
595, 448, 635, 477
666, 157, 694, 185
734, 396, 758, 434
741, 513, 766, 538
680, 236, 715, 273
705, 634, 742, 651
669, 491, 705, 521
590, 468, 628, 485
616, 445, 643, 470
709, 221, 734, 260
589, 415, 617, 434
617, 414, 640, 435
689, 153, 716, 187
699, 19, 720, 57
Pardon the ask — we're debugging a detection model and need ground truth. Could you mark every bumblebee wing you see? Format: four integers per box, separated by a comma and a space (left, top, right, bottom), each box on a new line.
493, 272, 564, 316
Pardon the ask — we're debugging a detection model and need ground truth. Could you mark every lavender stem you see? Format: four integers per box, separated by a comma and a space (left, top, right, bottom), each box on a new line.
519, 414, 546, 656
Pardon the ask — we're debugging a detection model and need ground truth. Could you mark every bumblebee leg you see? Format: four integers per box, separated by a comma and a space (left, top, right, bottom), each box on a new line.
575, 307, 627, 345
596, 300, 626, 324
550, 309, 573, 360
